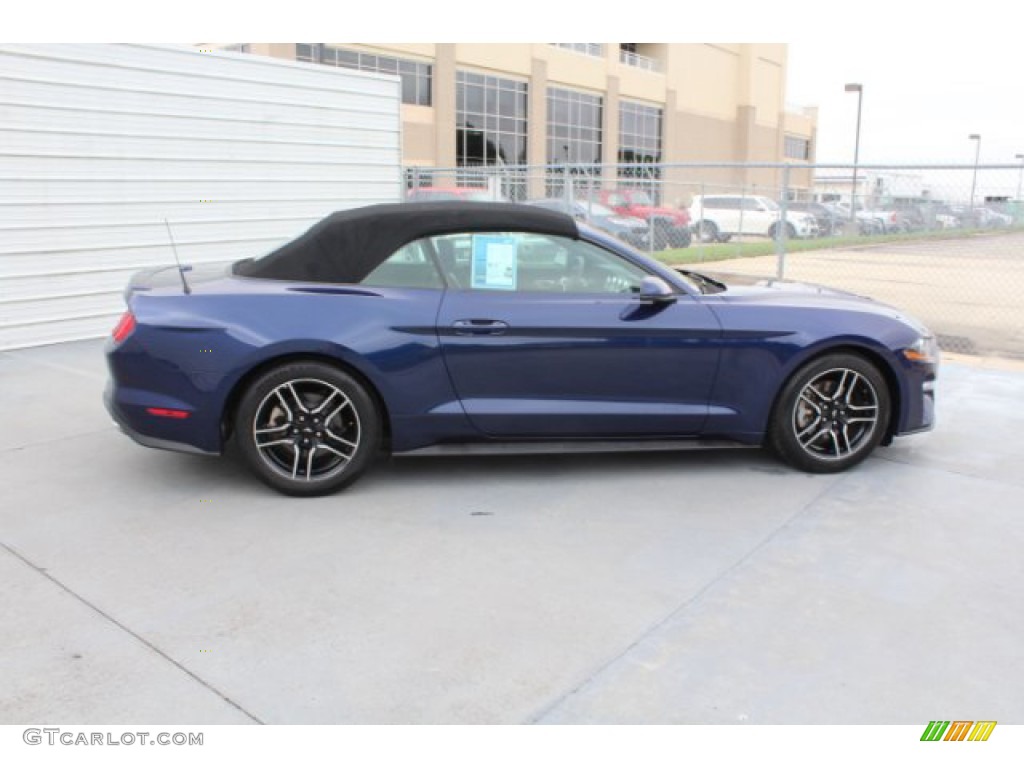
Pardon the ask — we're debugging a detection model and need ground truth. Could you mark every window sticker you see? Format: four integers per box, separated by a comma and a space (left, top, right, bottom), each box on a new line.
470, 235, 517, 291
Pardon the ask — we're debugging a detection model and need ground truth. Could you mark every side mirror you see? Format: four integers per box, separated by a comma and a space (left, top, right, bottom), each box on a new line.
638, 276, 677, 304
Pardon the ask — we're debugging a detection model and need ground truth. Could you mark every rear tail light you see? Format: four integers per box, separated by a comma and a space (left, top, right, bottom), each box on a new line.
111, 311, 136, 343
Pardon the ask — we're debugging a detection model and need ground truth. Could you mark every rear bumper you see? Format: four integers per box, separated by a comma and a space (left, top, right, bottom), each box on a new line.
104, 333, 225, 455
104, 380, 220, 456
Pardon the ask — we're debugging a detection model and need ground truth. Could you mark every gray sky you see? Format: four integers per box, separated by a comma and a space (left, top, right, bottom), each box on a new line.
787, 34, 1021, 166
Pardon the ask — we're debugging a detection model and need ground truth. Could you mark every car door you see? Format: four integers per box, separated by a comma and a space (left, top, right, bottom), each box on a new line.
430, 231, 722, 438
715, 196, 742, 234
740, 197, 769, 235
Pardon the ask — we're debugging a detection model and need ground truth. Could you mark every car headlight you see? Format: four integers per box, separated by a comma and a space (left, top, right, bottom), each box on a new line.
902, 335, 939, 364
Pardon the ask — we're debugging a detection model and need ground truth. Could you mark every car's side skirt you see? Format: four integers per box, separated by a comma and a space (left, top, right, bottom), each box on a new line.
394, 438, 758, 457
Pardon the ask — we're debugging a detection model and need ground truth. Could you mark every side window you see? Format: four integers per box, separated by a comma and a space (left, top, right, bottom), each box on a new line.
427, 232, 651, 295
740, 198, 762, 211
360, 240, 444, 289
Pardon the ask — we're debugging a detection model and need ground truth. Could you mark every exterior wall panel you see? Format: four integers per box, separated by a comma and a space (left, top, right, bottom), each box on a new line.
0, 43, 402, 349
670, 45, 740, 120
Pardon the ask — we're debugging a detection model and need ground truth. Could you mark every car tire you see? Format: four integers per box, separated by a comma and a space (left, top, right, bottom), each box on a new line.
652, 222, 670, 251
235, 361, 382, 496
695, 221, 719, 243
669, 228, 693, 248
770, 222, 797, 240
768, 353, 891, 474
657, 223, 692, 250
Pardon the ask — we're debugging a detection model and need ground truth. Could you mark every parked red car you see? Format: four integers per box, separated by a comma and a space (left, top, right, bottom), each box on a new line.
594, 188, 692, 249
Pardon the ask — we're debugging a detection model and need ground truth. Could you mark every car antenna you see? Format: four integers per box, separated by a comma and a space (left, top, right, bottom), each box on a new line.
163, 218, 192, 295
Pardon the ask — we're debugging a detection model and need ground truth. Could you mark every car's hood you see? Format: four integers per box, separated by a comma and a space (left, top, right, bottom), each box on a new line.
684, 269, 930, 333
706, 270, 865, 298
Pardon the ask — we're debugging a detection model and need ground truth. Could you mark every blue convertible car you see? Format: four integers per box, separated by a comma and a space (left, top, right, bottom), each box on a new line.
105, 201, 937, 495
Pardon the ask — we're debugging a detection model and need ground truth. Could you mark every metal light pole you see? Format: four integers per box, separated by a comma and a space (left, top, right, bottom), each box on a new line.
968, 134, 981, 211
844, 83, 863, 225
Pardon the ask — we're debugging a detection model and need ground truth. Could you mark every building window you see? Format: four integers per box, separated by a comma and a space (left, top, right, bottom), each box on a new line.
618, 101, 662, 165
296, 44, 432, 106
547, 87, 603, 196
223, 44, 250, 54
618, 100, 663, 199
456, 70, 528, 168
785, 135, 812, 160
550, 43, 604, 58
547, 88, 603, 166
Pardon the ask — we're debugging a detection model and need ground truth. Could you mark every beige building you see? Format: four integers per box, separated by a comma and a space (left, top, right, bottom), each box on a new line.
230, 43, 817, 198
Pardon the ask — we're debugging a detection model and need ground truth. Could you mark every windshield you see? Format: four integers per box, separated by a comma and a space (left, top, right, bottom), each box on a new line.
577, 222, 703, 293
762, 199, 780, 211
626, 190, 653, 206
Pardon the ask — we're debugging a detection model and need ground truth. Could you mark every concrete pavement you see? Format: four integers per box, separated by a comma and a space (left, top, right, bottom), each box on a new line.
1, 340, 1021, 724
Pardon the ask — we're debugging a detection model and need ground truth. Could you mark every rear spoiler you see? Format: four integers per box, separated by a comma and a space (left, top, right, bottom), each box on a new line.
123, 265, 187, 302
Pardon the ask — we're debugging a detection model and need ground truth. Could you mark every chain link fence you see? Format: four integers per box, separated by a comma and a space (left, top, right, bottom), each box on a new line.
404, 162, 1024, 359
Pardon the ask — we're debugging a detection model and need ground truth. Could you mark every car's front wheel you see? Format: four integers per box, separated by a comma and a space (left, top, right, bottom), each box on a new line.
768, 353, 890, 473
769, 221, 797, 240
235, 361, 381, 496
667, 227, 693, 248
651, 221, 670, 251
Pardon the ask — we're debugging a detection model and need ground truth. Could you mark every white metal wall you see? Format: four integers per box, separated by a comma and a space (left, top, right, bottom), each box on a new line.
0, 43, 403, 349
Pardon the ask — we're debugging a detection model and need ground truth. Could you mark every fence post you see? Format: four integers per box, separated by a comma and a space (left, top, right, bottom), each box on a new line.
776, 165, 791, 280
737, 184, 746, 244
696, 181, 706, 254
647, 164, 656, 255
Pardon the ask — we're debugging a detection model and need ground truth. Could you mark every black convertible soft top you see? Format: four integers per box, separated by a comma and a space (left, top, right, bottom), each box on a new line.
233, 201, 580, 284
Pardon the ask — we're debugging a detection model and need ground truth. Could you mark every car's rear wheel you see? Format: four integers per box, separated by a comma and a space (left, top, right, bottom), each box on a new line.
695, 221, 718, 243
768, 353, 890, 473
235, 361, 381, 496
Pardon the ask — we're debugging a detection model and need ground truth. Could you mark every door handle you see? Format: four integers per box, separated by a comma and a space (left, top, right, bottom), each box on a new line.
451, 319, 509, 336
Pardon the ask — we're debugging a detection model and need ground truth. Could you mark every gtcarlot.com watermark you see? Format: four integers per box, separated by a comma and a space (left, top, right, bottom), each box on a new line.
23, 728, 203, 746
